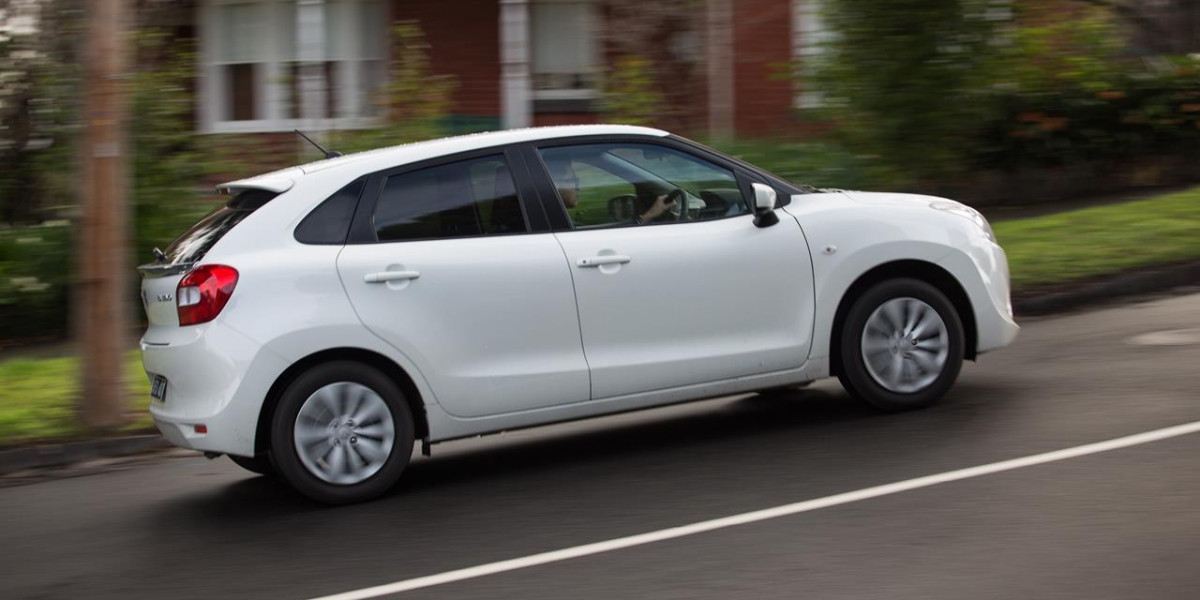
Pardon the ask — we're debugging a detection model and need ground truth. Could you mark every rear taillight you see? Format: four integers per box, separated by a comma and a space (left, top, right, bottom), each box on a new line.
177, 265, 239, 326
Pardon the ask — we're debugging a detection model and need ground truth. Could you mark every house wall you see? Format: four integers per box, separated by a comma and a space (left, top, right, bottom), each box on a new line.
197, 0, 802, 150
731, 0, 795, 137
393, 0, 503, 120
203, 133, 304, 188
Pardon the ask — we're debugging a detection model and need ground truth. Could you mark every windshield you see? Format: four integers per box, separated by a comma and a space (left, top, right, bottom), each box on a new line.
668, 135, 815, 194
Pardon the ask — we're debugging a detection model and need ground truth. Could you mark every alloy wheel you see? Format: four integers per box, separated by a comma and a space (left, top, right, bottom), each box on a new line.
860, 297, 950, 394
293, 382, 396, 485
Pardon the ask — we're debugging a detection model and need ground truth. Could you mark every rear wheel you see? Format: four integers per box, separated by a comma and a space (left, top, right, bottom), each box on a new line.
270, 361, 415, 504
838, 278, 964, 411
228, 453, 276, 476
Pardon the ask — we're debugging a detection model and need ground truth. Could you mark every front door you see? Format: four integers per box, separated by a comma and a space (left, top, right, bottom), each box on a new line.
534, 141, 816, 399
336, 152, 590, 418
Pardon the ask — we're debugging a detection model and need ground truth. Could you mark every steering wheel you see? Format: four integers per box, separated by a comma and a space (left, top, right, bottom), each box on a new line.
664, 188, 687, 222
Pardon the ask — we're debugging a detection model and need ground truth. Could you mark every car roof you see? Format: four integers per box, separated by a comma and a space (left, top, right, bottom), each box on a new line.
217, 124, 669, 193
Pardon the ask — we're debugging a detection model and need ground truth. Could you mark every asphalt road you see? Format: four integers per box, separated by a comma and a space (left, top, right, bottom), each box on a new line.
3, 293, 1200, 600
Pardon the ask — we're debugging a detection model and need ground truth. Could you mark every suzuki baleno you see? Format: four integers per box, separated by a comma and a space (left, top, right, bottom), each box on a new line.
139, 125, 1018, 504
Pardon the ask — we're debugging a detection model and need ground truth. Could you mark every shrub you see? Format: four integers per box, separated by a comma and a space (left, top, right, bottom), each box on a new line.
602, 56, 667, 127
809, 0, 1005, 184
709, 139, 882, 191
330, 21, 457, 153
0, 223, 72, 343
808, 0, 1200, 185
131, 31, 214, 265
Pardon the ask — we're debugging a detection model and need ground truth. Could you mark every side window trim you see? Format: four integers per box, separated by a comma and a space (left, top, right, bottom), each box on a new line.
519, 143, 575, 231
526, 136, 754, 233
345, 145, 544, 244
506, 147, 552, 232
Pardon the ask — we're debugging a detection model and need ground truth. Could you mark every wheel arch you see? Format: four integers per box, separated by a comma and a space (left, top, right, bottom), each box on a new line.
253, 347, 430, 455
829, 260, 977, 377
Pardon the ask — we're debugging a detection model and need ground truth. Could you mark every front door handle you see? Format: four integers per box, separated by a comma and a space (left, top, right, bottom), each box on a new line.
364, 270, 420, 283
576, 255, 631, 268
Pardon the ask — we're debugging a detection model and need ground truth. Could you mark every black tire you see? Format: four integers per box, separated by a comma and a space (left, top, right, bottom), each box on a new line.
837, 278, 964, 411
228, 453, 276, 476
270, 361, 415, 505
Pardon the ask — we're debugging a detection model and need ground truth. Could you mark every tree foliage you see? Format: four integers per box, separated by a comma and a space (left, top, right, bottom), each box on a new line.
810, 0, 1200, 183
0, 0, 81, 224
330, 21, 457, 154
602, 55, 667, 126
130, 30, 212, 264
810, 0, 1007, 182
602, 0, 705, 131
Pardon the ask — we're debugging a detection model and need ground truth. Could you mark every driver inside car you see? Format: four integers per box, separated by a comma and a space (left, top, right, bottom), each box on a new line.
546, 158, 677, 225
634, 192, 677, 225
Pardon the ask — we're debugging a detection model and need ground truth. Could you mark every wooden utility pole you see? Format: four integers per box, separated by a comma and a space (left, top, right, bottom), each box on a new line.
78, 0, 130, 429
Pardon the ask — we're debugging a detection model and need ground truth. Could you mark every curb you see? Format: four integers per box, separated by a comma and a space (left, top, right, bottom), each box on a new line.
1013, 260, 1200, 317
2, 261, 1197, 476
0, 434, 171, 476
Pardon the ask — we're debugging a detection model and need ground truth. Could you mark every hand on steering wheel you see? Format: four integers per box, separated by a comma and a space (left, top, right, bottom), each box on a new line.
653, 189, 686, 222
667, 188, 688, 221
638, 189, 686, 224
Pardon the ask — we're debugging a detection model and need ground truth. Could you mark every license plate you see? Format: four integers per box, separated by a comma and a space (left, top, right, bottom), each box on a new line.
150, 375, 168, 402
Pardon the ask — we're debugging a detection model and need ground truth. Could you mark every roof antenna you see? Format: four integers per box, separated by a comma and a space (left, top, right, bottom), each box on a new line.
294, 129, 343, 159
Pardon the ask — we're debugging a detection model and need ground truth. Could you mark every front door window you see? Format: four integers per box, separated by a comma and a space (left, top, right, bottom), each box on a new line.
537, 143, 750, 230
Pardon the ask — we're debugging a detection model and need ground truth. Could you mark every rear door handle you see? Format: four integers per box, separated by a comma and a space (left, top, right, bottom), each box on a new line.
576, 255, 631, 268
364, 270, 420, 283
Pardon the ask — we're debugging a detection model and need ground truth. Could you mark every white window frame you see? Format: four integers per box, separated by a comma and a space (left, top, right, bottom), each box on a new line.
198, 0, 387, 134
529, 0, 601, 101
792, 0, 828, 109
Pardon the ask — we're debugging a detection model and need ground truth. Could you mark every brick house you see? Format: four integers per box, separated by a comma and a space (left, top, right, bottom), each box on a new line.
194, 0, 826, 139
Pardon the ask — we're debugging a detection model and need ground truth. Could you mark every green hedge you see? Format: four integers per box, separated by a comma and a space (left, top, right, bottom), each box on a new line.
810, 0, 1200, 185
978, 69, 1200, 169
0, 224, 73, 343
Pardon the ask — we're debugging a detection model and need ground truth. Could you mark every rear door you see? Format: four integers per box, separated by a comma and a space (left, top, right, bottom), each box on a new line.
336, 149, 591, 418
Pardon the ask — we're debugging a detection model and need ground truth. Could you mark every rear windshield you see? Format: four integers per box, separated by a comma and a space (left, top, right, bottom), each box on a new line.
163, 188, 278, 264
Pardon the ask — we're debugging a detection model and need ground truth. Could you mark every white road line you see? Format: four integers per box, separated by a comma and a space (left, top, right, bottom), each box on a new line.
309, 419, 1200, 600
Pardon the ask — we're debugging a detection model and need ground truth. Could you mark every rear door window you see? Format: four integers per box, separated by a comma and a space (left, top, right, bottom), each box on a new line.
163, 188, 278, 264
372, 155, 527, 242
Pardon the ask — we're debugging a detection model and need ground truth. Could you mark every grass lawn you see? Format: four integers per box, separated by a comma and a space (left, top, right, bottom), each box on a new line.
0, 186, 1196, 447
994, 185, 1200, 290
0, 351, 153, 447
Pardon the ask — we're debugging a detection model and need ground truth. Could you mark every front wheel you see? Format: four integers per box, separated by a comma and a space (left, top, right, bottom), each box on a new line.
837, 278, 964, 411
270, 361, 415, 505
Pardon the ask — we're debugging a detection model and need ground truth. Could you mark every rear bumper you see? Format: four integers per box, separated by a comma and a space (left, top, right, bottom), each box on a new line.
150, 403, 253, 456
152, 415, 222, 453
142, 320, 289, 457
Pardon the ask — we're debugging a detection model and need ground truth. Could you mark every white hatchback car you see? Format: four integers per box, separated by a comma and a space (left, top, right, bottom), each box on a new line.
140, 125, 1017, 503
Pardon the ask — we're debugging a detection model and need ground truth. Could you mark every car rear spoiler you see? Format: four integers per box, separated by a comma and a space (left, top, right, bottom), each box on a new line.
215, 174, 295, 195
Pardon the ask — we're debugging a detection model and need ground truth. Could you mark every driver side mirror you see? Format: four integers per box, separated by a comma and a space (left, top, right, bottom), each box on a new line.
751, 183, 779, 228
